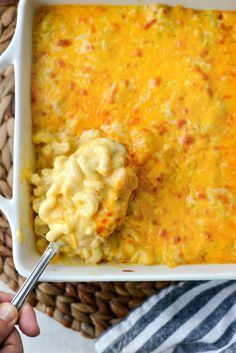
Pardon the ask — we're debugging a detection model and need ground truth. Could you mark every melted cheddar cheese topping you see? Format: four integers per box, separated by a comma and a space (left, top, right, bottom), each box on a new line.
32, 4, 236, 266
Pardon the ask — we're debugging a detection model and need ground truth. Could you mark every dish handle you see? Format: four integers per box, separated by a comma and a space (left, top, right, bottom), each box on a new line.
0, 16, 17, 68
0, 196, 13, 221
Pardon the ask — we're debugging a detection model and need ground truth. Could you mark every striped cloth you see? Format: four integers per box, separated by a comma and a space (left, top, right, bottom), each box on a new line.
95, 281, 236, 353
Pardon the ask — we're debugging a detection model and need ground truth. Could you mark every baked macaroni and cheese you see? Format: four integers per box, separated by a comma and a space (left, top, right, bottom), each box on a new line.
31, 129, 138, 263
31, 4, 236, 266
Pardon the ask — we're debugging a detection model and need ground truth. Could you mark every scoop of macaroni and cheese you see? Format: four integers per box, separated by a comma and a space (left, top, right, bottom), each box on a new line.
31, 130, 138, 263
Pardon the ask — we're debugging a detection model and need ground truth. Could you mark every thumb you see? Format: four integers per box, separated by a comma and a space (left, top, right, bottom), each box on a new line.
0, 303, 18, 343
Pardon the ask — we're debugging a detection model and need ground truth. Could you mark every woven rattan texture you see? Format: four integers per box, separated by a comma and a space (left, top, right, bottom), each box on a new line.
0, 2, 175, 339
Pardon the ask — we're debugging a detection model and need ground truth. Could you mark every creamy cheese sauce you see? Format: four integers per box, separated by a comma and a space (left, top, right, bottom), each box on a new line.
31, 130, 137, 262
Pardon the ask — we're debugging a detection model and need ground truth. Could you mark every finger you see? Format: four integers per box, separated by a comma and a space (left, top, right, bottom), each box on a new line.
18, 303, 40, 337
0, 328, 23, 353
0, 303, 18, 343
0, 292, 40, 337
0, 292, 14, 303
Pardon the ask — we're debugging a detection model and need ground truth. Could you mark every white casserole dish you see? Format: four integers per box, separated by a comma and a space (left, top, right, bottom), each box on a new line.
0, 0, 236, 282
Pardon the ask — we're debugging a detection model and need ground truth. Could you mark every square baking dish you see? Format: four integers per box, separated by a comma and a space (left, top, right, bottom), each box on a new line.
0, 0, 236, 281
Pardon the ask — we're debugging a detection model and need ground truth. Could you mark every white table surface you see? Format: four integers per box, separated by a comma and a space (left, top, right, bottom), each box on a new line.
0, 281, 96, 353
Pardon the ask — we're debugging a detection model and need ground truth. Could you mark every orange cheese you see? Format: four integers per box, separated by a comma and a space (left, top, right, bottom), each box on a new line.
32, 5, 236, 266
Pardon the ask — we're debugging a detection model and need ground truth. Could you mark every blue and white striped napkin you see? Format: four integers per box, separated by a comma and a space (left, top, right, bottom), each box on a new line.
95, 281, 236, 353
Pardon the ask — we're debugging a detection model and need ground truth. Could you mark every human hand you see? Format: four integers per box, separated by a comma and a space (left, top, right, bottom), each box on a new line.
0, 291, 40, 353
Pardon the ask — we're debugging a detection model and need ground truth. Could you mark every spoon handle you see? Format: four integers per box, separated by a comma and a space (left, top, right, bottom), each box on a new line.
11, 242, 60, 310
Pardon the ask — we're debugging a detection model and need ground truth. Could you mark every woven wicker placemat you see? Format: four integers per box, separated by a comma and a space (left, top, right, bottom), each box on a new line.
0, 1, 176, 339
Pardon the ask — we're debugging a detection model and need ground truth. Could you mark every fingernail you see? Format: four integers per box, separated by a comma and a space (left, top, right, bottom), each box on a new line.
0, 303, 17, 323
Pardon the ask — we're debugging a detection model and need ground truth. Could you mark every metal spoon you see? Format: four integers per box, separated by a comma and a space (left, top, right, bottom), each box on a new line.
11, 241, 63, 310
